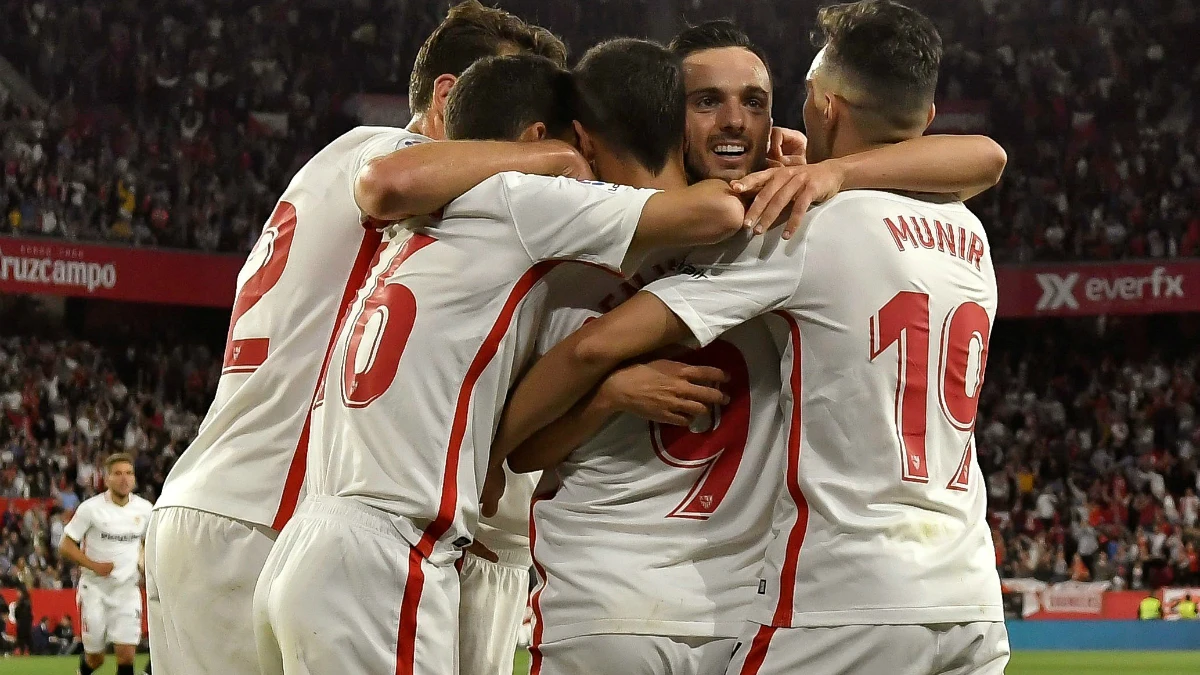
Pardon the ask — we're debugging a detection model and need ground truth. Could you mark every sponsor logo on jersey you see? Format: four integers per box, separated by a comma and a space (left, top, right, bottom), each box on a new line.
99, 532, 141, 543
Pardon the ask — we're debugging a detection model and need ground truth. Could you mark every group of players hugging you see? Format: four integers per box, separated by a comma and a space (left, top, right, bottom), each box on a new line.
61, 1, 1013, 674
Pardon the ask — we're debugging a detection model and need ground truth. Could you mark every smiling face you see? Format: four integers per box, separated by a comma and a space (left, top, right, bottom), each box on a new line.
681, 46, 772, 182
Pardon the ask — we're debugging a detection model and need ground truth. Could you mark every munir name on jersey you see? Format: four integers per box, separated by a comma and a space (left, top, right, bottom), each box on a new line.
883, 214, 987, 271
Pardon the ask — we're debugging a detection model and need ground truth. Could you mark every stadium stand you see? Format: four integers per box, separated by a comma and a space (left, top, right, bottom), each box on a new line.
2, 0, 1196, 260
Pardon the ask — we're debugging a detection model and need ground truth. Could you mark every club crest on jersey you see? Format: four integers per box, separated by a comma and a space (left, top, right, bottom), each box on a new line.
699, 495, 714, 511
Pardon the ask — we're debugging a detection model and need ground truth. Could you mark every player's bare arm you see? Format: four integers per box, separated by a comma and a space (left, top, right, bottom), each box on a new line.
505, 359, 728, 474
59, 536, 113, 577
628, 179, 748, 257
355, 139, 591, 221
492, 293, 691, 465
735, 134, 1007, 238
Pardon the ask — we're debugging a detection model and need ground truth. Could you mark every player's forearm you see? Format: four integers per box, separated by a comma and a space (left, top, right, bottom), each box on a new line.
492, 332, 621, 465
58, 539, 97, 571
507, 389, 616, 474
832, 135, 1007, 201
354, 140, 581, 220
494, 297, 689, 462
631, 181, 746, 254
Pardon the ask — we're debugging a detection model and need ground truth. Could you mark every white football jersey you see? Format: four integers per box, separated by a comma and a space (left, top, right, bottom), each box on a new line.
528, 255, 786, 643
645, 190, 1003, 627
309, 173, 657, 564
156, 126, 429, 530
63, 492, 154, 590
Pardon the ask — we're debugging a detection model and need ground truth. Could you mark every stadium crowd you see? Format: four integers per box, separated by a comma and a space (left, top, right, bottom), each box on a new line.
0, 315, 1198, 596
981, 317, 1200, 589
0, 333, 216, 590
0, 0, 1196, 260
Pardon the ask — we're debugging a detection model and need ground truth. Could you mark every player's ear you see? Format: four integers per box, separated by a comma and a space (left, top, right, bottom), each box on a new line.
427, 74, 458, 139
924, 102, 936, 132
517, 122, 548, 143
573, 120, 596, 163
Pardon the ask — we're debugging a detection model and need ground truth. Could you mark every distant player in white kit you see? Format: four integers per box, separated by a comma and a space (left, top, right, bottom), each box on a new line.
253, 45, 754, 675
59, 453, 153, 675
143, 3, 582, 673
489, 2, 1010, 674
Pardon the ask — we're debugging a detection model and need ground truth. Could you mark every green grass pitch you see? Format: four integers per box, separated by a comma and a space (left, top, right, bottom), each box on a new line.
1, 650, 1197, 674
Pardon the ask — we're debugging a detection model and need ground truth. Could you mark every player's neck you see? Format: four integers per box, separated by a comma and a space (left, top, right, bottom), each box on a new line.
107, 490, 130, 507
598, 150, 689, 191
406, 114, 441, 141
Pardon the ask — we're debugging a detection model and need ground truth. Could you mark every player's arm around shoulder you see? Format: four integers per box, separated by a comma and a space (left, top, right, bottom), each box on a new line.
491, 294, 698, 460
353, 136, 591, 221
630, 179, 748, 255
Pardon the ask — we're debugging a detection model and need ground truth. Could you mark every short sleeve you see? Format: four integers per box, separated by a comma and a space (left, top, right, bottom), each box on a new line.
62, 503, 91, 544
643, 228, 808, 347
347, 128, 432, 219
497, 173, 658, 273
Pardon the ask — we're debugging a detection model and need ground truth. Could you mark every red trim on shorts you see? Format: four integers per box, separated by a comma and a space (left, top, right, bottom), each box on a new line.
770, 311, 810, 627
527, 492, 551, 675
395, 546, 428, 675
413, 262, 562, 559
737, 625, 777, 675
270, 230, 385, 531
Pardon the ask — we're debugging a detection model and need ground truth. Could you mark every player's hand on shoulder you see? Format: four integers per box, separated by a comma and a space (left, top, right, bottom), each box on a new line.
92, 560, 114, 577
599, 359, 729, 426
732, 159, 845, 240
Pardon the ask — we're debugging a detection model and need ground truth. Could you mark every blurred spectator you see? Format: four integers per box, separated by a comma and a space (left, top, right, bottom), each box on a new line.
50, 614, 79, 654
13, 587, 32, 656
31, 616, 51, 655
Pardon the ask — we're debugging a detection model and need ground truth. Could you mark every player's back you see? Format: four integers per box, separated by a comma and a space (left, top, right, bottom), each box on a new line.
156, 126, 428, 530
760, 190, 1002, 627
309, 172, 655, 564
529, 258, 786, 642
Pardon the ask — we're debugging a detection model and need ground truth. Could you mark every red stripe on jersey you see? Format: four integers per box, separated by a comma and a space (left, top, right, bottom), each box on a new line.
770, 310, 810, 627
269, 230, 385, 531
527, 492, 551, 675
222, 338, 270, 374
413, 261, 562, 559
395, 545, 427, 675
737, 625, 777, 675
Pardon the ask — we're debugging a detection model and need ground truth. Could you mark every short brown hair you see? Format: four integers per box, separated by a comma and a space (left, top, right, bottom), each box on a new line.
409, 1, 568, 113
815, 0, 941, 129
104, 453, 134, 472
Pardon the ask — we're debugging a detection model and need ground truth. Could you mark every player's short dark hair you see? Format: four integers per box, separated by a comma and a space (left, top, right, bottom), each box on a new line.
444, 54, 576, 141
574, 38, 684, 175
409, 0, 568, 114
104, 453, 134, 472
815, 0, 941, 129
668, 20, 773, 88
